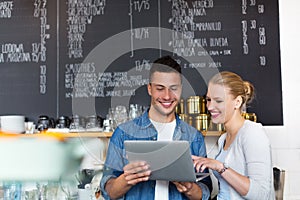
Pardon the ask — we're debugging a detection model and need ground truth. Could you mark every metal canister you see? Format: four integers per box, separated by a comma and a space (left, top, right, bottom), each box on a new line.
217, 123, 225, 132
194, 114, 210, 131
188, 116, 194, 127
200, 96, 207, 114
176, 99, 185, 114
179, 114, 188, 123
207, 121, 225, 132
187, 96, 201, 114
242, 112, 257, 122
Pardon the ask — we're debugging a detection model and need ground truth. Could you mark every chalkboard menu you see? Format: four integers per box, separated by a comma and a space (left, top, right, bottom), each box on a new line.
0, 0, 282, 125
0, 0, 57, 120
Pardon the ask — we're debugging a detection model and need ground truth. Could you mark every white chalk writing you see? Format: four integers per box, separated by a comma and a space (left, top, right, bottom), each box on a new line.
67, 0, 106, 58
0, 1, 13, 18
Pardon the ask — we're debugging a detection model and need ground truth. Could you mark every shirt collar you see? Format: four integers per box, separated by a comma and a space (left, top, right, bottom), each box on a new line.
138, 108, 182, 130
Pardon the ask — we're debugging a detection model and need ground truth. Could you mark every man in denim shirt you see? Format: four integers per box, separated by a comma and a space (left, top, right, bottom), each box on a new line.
100, 56, 212, 200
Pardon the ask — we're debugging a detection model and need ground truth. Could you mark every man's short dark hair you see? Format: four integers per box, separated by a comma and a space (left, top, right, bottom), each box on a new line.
149, 55, 181, 82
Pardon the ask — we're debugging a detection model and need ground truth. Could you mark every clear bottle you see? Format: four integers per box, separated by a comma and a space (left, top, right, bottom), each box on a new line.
3, 182, 22, 200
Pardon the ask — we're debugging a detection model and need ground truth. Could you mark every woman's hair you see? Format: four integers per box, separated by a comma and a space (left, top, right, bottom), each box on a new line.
209, 71, 255, 107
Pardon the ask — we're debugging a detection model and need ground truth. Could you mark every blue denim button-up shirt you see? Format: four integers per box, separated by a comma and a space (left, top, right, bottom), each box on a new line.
100, 111, 212, 200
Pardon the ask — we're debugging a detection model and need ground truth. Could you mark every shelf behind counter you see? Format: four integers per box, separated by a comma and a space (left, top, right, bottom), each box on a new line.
47, 131, 223, 138
56, 131, 113, 138
0, 130, 223, 139
40, 130, 222, 138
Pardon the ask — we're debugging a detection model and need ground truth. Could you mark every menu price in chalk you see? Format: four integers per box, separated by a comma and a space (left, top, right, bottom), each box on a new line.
165, 0, 271, 69
0, 0, 57, 120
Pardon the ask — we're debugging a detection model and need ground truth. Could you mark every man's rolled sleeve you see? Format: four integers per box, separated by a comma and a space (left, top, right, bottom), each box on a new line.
197, 182, 211, 200
100, 167, 125, 200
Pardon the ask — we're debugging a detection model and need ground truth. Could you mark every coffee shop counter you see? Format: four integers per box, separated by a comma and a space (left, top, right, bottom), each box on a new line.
22, 130, 220, 138
0, 130, 113, 138
3, 130, 221, 138
0, 129, 222, 199
0, 131, 109, 199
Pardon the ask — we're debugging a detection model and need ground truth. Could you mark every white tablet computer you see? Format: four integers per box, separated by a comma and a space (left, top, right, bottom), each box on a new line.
124, 140, 210, 182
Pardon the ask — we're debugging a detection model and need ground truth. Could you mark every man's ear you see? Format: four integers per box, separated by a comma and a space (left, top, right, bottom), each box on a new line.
147, 83, 152, 96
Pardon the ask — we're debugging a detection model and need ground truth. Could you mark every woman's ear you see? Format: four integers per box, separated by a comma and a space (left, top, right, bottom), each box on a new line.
235, 95, 243, 109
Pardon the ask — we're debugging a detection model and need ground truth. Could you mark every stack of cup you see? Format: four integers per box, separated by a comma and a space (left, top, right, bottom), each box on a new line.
0, 115, 25, 134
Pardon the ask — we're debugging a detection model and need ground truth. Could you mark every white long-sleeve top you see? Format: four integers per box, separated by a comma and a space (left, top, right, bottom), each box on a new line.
216, 120, 275, 200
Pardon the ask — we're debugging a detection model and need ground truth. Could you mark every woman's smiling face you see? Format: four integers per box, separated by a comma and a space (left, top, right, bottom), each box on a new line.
206, 83, 237, 124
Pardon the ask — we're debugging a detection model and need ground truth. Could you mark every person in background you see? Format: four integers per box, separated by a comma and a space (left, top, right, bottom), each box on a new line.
193, 71, 275, 200
100, 55, 212, 200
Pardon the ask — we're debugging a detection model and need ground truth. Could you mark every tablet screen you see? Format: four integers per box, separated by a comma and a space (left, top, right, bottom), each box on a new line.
124, 140, 210, 182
